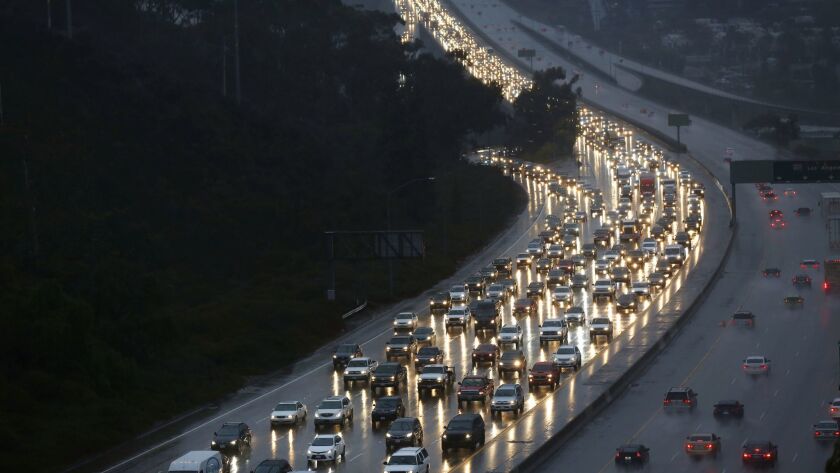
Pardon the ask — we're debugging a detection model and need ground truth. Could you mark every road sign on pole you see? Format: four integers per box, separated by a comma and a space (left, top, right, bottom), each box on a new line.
517, 48, 536, 72
667, 113, 691, 145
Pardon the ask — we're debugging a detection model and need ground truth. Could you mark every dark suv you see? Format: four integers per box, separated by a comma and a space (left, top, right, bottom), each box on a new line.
370, 362, 407, 391
386, 417, 424, 452
473, 300, 501, 331
441, 414, 485, 453
415, 346, 443, 371
211, 422, 252, 454
429, 292, 451, 312
663, 387, 698, 409
371, 396, 405, 425
332, 343, 363, 369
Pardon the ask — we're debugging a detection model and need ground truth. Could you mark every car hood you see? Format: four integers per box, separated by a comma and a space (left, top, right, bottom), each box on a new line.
271, 410, 296, 417
389, 343, 410, 348
540, 326, 564, 332
316, 408, 342, 416
419, 372, 446, 380
498, 332, 518, 339
213, 434, 238, 443
591, 322, 610, 328
493, 395, 519, 404
308, 445, 335, 454
459, 385, 485, 391
384, 464, 419, 472
344, 366, 370, 373
373, 406, 399, 414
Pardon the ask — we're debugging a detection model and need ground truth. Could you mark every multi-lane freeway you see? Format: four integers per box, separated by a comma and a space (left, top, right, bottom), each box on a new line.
88, 110, 713, 473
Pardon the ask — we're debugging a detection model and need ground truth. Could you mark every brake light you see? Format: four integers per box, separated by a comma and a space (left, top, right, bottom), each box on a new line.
743, 453, 750, 459
685, 443, 691, 449
683, 399, 692, 404
835, 431, 839, 436
832, 407, 838, 412
825, 282, 830, 290
706, 444, 713, 449
636, 452, 641, 458
764, 453, 772, 459
816, 431, 822, 436
663, 400, 670, 405
760, 364, 767, 369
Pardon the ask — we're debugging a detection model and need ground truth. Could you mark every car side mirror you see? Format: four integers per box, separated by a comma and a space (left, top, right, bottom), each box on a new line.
457, 382, 461, 385
383, 461, 388, 465
213, 432, 217, 435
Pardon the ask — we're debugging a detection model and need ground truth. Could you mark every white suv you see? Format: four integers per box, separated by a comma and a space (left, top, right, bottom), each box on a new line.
445, 306, 471, 327
553, 345, 582, 371
538, 318, 568, 344
383, 447, 431, 473
314, 396, 353, 427
306, 434, 346, 466
393, 312, 418, 332
552, 286, 573, 306
342, 357, 378, 385
497, 324, 523, 347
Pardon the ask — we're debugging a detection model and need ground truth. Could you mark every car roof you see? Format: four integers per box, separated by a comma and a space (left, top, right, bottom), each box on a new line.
393, 447, 424, 455
452, 413, 482, 420
313, 433, 340, 439
533, 361, 555, 368
324, 395, 347, 401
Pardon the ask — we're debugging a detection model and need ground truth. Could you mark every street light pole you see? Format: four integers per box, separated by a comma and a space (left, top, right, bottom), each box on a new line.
386, 176, 436, 297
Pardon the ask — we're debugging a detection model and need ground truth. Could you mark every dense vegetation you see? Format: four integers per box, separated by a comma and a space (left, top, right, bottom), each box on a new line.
509, 67, 580, 163
0, 1, 529, 470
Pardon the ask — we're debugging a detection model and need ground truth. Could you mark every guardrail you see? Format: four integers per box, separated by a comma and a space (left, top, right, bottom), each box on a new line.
340, 300, 368, 320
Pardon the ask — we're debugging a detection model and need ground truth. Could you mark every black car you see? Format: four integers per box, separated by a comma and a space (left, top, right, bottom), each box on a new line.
615, 293, 637, 314
441, 414, 485, 453
795, 207, 811, 216
466, 276, 485, 295
762, 267, 781, 277
385, 417, 424, 452
429, 292, 451, 312
792, 274, 812, 287
211, 422, 252, 454
546, 269, 567, 288
333, 343, 363, 369
742, 441, 778, 465
614, 444, 649, 465
582, 243, 598, 259
414, 346, 443, 371
610, 266, 631, 284
493, 257, 513, 277
370, 362, 407, 391
252, 459, 293, 473
713, 400, 744, 418
371, 396, 405, 425
526, 281, 546, 298
473, 300, 501, 331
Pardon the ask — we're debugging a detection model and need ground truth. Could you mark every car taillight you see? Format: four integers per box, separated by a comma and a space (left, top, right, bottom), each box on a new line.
663, 400, 670, 405
743, 364, 749, 369
636, 452, 641, 458
706, 444, 713, 449
615, 452, 620, 458
835, 431, 839, 436
760, 364, 767, 369
832, 407, 838, 412
816, 431, 822, 436
743, 453, 750, 459
764, 453, 772, 459
683, 399, 692, 404
685, 443, 691, 449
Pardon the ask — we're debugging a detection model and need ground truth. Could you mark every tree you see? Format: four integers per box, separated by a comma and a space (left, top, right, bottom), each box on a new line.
510, 67, 579, 161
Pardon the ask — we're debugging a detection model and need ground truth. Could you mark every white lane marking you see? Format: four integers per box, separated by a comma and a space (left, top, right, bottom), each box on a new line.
792, 452, 799, 463
759, 411, 766, 421
786, 369, 791, 376
730, 377, 736, 385
348, 452, 366, 463
774, 389, 779, 397
669, 452, 678, 462
256, 416, 269, 423
755, 342, 760, 348
795, 351, 800, 357
695, 423, 702, 431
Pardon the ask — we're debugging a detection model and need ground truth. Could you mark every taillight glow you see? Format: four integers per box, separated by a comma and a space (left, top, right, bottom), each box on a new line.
743, 453, 750, 458
706, 444, 713, 449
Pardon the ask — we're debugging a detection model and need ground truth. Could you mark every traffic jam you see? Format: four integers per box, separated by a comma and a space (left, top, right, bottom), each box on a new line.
165, 109, 708, 473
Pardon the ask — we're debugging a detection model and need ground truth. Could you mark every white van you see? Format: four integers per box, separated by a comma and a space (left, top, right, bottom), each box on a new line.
663, 245, 686, 266
168, 451, 224, 473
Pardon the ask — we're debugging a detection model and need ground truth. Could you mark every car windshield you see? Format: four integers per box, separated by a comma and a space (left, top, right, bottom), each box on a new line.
390, 337, 411, 344
592, 318, 610, 324
449, 308, 465, 315
450, 286, 464, 292
689, 435, 712, 441
489, 284, 503, 291
218, 425, 239, 435
415, 327, 432, 334
501, 352, 521, 360
461, 378, 485, 386
311, 437, 335, 446
375, 398, 399, 408
396, 314, 413, 320
390, 420, 414, 430
501, 327, 518, 333
666, 392, 687, 400
496, 388, 516, 397
543, 320, 564, 327
274, 403, 297, 411
817, 422, 837, 429
448, 419, 474, 429
557, 348, 576, 355
387, 455, 417, 465
418, 347, 438, 355
336, 345, 357, 354
375, 365, 398, 374
733, 312, 752, 319
745, 358, 764, 364
319, 400, 343, 409
347, 359, 368, 367
424, 366, 445, 374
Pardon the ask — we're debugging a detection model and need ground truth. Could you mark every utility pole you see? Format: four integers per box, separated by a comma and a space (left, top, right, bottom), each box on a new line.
221, 36, 228, 97
47, 0, 52, 30
65, 0, 72, 39
233, 0, 241, 105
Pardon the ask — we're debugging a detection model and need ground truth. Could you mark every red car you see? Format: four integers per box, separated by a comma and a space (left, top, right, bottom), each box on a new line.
769, 209, 783, 219
528, 361, 561, 390
761, 191, 778, 201
471, 343, 500, 367
513, 297, 537, 315
457, 375, 494, 405
770, 218, 785, 228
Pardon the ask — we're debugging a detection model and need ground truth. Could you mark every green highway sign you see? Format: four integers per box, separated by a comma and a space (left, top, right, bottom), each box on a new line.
667, 113, 691, 127
517, 48, 536, 58
772, 160, 840, 183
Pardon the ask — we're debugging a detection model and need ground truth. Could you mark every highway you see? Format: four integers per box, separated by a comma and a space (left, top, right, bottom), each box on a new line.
89, 113, 709, 473
535, 181, 840, 472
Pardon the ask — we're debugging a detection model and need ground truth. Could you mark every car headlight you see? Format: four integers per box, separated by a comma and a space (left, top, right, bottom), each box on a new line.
390, 376, 395, 381
436, 377, 444, 381
386, 432, 392, 438
442, 434, 448, 439
386, 346, 391, 351
371, 376, 377, 381
211, 440, 217, 445
514, 361, 521, 367
332, 355, 337, 359
230, 440, 237, 445
307, 449, 313, 455
465, 434, 472, 439
405, 432, 413, 438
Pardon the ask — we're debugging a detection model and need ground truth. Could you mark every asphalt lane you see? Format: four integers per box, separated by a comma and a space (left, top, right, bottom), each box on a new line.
535, 182, 840, 472
91, 118, 706, 473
